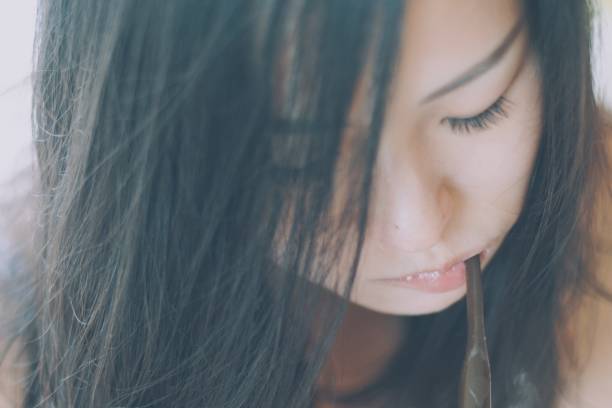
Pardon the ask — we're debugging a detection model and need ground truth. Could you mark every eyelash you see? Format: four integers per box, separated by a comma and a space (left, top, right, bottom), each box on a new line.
442, 95, 510, 134
270, 96, 511, 184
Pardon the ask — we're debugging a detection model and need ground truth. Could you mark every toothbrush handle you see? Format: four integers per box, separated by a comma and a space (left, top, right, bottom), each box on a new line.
459, 255, 492, 408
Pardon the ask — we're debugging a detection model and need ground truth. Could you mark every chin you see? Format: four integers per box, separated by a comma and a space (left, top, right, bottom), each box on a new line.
347, 281, 468, 316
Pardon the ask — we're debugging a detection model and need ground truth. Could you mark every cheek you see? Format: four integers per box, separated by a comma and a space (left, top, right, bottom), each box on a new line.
476, 129, 540, 219
486, 67, 542, 216
450, 60, 542, 222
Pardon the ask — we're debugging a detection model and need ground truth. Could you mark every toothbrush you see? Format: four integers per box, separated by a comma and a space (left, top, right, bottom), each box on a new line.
459, 254, 492, 408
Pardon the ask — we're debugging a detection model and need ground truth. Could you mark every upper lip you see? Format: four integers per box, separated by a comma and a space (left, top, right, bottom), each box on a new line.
372, 246, 486, 281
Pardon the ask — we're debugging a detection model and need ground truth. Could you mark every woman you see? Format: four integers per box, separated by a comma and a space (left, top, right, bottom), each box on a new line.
1, 0, 611, 406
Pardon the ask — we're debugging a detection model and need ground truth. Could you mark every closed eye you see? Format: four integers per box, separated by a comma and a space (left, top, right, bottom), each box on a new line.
441, 96, 511, 134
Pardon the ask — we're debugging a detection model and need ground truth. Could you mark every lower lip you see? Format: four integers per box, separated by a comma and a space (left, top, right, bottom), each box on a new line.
371, 251, 486, 294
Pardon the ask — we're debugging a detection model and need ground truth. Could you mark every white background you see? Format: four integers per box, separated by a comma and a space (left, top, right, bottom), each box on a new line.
0, 0, 36, 190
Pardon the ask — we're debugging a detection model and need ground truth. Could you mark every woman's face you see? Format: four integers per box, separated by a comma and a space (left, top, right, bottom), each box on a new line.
274, 0, 543, 315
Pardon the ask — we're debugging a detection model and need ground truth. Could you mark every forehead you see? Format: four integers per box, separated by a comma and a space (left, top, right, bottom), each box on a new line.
396, 0, 521, 102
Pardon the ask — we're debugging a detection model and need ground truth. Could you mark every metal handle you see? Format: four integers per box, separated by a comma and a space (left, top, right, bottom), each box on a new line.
459, 255, 492, 408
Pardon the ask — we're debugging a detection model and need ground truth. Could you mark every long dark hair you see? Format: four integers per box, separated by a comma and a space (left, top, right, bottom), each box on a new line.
1, 0, 610, 406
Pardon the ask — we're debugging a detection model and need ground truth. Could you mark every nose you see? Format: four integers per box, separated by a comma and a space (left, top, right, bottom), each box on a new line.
368, 148, 453, 253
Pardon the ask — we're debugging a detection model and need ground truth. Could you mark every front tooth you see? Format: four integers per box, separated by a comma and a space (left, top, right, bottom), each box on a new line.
414, 271, 441, 281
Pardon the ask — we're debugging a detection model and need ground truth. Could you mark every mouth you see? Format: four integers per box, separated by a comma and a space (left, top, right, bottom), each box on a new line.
372, 249, 488, 293
369, 247, 492, 293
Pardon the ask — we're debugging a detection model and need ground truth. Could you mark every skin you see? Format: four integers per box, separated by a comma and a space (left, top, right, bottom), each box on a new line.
556, 137, 612, 407
328, 0, 541, 316
271, 0, 545, 400
557, 276, 612, 407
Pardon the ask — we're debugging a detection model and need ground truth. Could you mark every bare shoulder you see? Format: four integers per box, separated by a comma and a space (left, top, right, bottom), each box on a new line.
554, 109, 612, 407
591, 109, 612, 254
0, 295, 27, 408
555, 288, 612, 407
0, 186, 35, 407
555, 252, 612, 407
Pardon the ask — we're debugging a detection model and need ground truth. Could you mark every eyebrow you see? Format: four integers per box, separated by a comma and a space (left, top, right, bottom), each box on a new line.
420, 19, 524, 104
